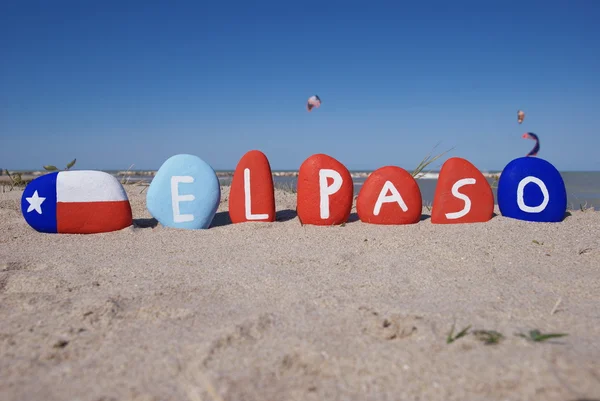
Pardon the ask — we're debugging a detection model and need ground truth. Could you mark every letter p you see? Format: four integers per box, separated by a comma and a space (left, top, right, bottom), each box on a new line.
319, 169, 343, 219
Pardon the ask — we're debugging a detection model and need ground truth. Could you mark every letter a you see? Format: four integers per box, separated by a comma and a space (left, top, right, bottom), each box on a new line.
319, 169, 343, 219
171, 176, 195, 223
373, 181, 408, 216
244, 168, 269, 220
445, 178, 476, 219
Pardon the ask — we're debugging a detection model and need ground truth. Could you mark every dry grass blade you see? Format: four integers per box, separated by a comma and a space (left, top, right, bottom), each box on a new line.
135, 180, 151, 194
120, 163, 136, 185
411, 142, 454, 178
550, 297, 562, 315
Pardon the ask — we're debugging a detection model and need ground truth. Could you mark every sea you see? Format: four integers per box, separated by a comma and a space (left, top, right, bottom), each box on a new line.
108, 170, 600, 211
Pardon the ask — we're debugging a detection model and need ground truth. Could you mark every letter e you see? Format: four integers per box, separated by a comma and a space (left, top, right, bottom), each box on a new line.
171, 176, 195, 223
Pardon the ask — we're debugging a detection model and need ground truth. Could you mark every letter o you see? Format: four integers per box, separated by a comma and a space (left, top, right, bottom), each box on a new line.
517, 176, 549, 213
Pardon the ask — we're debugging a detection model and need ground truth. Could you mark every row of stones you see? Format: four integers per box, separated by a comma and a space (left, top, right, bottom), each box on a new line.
147, 150, 567, 229
20, 150, 567, 234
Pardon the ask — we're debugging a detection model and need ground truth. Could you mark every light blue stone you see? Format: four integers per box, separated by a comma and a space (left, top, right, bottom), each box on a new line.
146, 154, 221, 229
497, 157, 567, 222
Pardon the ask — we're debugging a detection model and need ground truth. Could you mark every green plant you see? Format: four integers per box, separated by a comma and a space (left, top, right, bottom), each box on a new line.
516, 329, 568, 342
411, 142, 454, 178
447, 323, 471, 344
43, 158, 76, 172
3, 169, 29, 191
490, 174, 500, 189
472, 330, 504, 345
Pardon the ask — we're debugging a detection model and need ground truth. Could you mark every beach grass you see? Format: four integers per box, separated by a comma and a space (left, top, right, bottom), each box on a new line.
516, 329, 568, 342
2, 159, 77, 192
472, 329, 504, 345
446, 323, 471, 344
42, 158, 77, 172
411, 142, 454, 178
2, 169, 30, 191
119, 163, 136, 185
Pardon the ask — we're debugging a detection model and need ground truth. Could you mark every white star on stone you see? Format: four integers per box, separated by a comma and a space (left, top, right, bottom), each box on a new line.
26, 190, 46, 214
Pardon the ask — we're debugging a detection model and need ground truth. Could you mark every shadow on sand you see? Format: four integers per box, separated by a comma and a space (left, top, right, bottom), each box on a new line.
133, 218, 158, 229
210, 208, 300, 228
136, 207, 569, 229
276, 209, 297, 222
210, 211, 232, 228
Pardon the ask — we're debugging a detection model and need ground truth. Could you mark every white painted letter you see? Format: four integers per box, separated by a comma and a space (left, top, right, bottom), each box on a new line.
445, 178, 477, 219
171, 176, 195, 223
373, 181, 408, 216
319, 169, 343, 219
517, 176, 549, 213
244, 168, 269, 220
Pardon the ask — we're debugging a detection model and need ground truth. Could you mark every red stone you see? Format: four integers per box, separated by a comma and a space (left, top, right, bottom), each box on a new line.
431, 157, 494, 224
296, 154, 353, 225
229, 150, 276, 223
356, 166, 422, 225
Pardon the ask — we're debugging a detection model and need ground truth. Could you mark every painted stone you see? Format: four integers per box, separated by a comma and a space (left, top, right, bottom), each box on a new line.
356, 166, 422, 225
497, 157, 567, 222
146, 154, 221, 229
229, 150, 275, 223
21, 170, 132, 234
296, 153, 353, 225
431, 157, 494, 224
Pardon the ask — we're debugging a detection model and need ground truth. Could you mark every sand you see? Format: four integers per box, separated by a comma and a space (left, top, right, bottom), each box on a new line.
1, 185, 600, 401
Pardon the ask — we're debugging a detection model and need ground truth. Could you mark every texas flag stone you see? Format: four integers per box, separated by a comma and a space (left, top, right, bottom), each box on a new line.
296, 154, 353, 225
431, 157, 494, 224
229, 150, 276, 223
356, 166, 422, 225
146, 154, 221, 229
21, 170, 133, 234
497, 157, 567, 222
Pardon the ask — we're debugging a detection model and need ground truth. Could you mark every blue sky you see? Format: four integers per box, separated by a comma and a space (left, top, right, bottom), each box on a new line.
1, 1, 599, 172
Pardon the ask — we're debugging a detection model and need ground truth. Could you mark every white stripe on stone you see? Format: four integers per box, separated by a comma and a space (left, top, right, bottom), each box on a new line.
56, 170, 129, 203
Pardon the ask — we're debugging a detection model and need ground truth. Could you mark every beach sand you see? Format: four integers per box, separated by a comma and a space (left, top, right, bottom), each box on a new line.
1, 185, 600, 401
